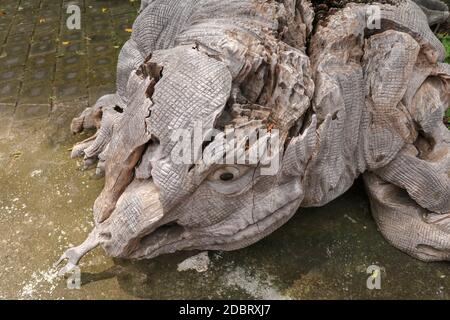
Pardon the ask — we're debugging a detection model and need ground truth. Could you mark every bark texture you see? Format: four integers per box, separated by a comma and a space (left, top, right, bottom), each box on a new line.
57, 0, 450, 275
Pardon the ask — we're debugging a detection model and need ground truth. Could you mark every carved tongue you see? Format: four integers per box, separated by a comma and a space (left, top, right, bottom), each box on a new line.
100, 178, 166, 258
93, 73, 156, 223
55, 178, 164, 277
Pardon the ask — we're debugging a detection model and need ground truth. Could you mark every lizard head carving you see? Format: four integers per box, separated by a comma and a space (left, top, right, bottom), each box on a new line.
56, 0, 450, 275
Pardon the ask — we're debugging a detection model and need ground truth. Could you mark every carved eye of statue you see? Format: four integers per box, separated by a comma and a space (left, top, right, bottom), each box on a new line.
207, 165, 255, 195
208, 166, 243, 182
220, 172, 234, 181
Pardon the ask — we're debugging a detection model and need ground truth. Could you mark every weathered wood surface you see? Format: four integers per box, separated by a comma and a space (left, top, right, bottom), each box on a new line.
57, 0, 450, 275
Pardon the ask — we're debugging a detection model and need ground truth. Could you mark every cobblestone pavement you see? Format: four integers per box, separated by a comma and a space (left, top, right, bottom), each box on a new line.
0, 0, 140, 138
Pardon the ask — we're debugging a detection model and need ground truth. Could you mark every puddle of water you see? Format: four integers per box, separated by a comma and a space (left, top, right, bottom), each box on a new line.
0, 113, 449, 299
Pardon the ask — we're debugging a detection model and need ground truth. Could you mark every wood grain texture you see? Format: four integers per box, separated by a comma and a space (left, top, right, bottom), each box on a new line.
56, 0, 450, 275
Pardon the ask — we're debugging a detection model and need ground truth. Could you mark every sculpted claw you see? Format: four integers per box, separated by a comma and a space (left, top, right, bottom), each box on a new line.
55, 230, 102, 277
55, 249, 80, 277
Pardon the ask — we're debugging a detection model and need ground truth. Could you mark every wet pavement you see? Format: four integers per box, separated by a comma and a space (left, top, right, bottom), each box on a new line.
0, 0, 449, 300
0, 0, 136, 122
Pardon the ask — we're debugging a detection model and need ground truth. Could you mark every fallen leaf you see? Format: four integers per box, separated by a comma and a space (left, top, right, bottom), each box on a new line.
371, 269, 380, 279
125, 28, 132, 33
62, 41, 70, 45
102, 8, 108, 13
11, 151, 22, 159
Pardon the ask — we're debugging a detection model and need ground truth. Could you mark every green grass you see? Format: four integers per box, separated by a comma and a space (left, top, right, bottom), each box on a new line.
438, 33, 450, 128
438, 33, 450, 63
446, 108, 450, 129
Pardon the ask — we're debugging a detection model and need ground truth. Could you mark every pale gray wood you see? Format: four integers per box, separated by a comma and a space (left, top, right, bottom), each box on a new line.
56, 0, 450, 275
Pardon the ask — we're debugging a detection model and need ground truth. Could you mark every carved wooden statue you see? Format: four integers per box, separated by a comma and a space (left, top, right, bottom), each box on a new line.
56, 0, 450, 275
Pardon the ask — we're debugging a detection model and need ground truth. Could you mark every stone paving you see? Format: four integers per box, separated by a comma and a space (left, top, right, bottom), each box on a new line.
0, 0, 140, 137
